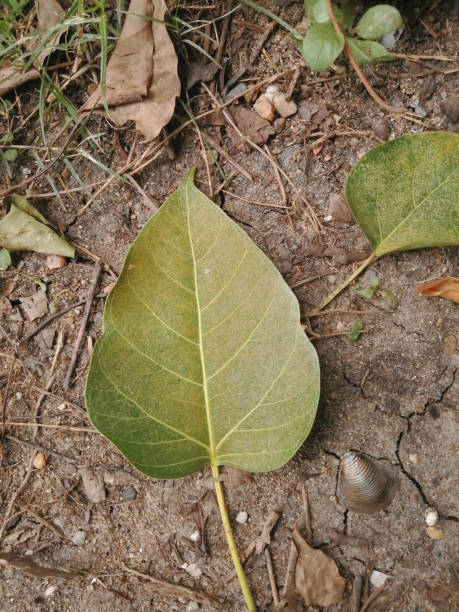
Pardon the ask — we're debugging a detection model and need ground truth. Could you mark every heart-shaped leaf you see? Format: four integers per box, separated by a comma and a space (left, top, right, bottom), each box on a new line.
345, 37, 394, 65
302, 23, 344, 72
345, 132, 459, 256
305, 0, 343, 26
86, 170, 319, 479
355, 5, 402, 41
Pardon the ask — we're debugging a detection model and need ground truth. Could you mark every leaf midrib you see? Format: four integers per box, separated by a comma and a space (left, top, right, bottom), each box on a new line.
374, 165, 457, 254
186, 188, 216, 465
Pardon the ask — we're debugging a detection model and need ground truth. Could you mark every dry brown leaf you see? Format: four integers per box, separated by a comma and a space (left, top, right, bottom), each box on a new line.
19, 290, 48, 321
293, 527, 346, 607
415, 277, 459, 304
0, 0, 65, 96
0, 553, 83, 580
87, 0, 180, 140
229, 106, 274, 146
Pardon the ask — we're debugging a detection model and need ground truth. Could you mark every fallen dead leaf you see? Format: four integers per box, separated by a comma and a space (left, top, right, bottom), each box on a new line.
326, 192, 354, 223
0, 0, 66, 96
87, 0, 180, 140
293, 527, 346, 607
219, 466, 251, 488
186, 61, 220, 90
80, 466, 106, 503
19, 290, 48, 321
0, 194, 74, 257
229, 106, 274, 146
415, 277, 459, 304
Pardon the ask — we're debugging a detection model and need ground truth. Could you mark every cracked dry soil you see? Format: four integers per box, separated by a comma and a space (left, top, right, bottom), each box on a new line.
0, 1, 458, 610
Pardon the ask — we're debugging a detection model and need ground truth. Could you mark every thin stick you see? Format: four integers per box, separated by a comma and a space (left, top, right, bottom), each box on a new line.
212, 464, 256, 612
0, 453, 34, 541
2, 356, 16, 439
265, 548, 279, 605
126, 174, 159, 211
301, 483, 312, 542
281, 541, 298, 599
222, 189, 288, 209
124, 564, 223, 609
4, 422, 97, 433
351, 574, 363, 612
309, 253, 377, 315
203, 134, 253, 181
326, 0, 403, 114
360, 582, 388, 612
20, 298, 87, 343
63, 262, 101, 391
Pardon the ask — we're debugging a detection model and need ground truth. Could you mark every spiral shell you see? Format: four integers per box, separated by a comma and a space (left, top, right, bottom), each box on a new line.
338, 452, 397, 513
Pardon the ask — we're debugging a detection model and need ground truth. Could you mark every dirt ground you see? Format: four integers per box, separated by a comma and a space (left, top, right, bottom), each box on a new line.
0, 1, 458, 610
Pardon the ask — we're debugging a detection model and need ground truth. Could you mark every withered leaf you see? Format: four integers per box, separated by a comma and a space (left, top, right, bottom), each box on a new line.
293, 527, 346, 607
415, 277, 459, 304
0, 0, 65, 96
87, 0, 180, 140
229, 106, 274, 146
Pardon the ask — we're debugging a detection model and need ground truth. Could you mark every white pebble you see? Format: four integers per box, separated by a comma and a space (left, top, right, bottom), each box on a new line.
370, 570, 390, 588
184, 563, 202, 579
236, 511, 248, 524
425, 508, 439, 527
72, 530, 86, 546
186, 602, 200, 612
189, 530, 200, 542
44, 585, 57, 598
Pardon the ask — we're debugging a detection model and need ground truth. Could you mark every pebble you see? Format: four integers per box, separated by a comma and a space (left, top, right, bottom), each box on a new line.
186, 603, 200, 612
373, 118, 391, 141
44, 585, 58, 598
425, 508, 439, 527
121, 485, 137, 501
370, 570, 390, 588
271, 94, 297, 118
72, 530, 86, 546
46, 255, 67, 270
254, 94, 275, 122
189, 530, 200, 542
380, 31, 397, 50
414, 104, 427, 118
236, 511, 248, 524
33, 451, 46, 469
426, 526, 444, 540
224, 83, 247, 102
182, 562, 202, 579
440, 96, 459, 123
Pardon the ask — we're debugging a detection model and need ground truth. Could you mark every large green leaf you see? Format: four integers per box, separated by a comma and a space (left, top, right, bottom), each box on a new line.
355, 5, 402, 41
302, 22, 344, 72
86, 170, 319, 479
345, 37, 394, 65
345, 132, 459, 256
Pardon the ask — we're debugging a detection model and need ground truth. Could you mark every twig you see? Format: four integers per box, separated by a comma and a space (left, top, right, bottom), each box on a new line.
17, 503, 67, 540
0, 453, 35, 541
301, 483, 312, 542
281, 540, 298, 599
309, 253, 377, 315
264, 145, 287, 207
203, 134, 253, 181
265, 548, 279, 605
20, 298, 86, 343
63, 262, 101, 391
351, 574, 363, 612
222, 189, 288, 210
326, 0, 403, 114
124, 565, 223, 609
5, 434, 79, 465
126, 174, 159, 211
360, 582, 388, 612
4, 422, 97, 433
215, 0, 232, 67
2, 356, 16, 439
250, 21, 276, 64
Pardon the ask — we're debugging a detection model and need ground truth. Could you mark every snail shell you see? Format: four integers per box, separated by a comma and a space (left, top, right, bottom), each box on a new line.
338, 452, 397, 513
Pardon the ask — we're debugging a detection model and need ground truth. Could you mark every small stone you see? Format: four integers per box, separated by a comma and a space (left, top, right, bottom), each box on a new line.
265, 85, 280, 102
121, 485, 137, 501
72, 530, 86, 546
426, 526, 444, 540
271, 94, 297, 118
425, 508, 439, 527
44, 585, 58, 598
254, 95, 275, 122
440, 96, 459, 123
33, 451, 46, 469
380, 31, 397, 50
189, 530, 200, 542
408, 453, 418, 465
326, 192, 353, 223
46, 255, 67, 270
224, 83, 248, 101
184, 562, 202, 579
80, 466, 106, 503
414, 104, 427, 118
236, 510, 248, 524
373, 119, 391, 141
186, 602, 200, 612
370, 570, 390, 588
15, 392, 22, 400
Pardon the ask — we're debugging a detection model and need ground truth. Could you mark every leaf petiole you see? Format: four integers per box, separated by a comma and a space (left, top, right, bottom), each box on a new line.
212, 463, 257, 612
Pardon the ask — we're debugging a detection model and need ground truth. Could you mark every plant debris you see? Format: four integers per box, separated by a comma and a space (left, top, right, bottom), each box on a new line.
87, 0, 180, 140
415, 277, 459, 304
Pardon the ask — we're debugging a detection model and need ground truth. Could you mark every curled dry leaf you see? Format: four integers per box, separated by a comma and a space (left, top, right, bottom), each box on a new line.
87, 0, 180, 140
0, 0, 66, 96
0, 195, 74, 257
415, 277, 459, 304
292, 527, 346, 607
